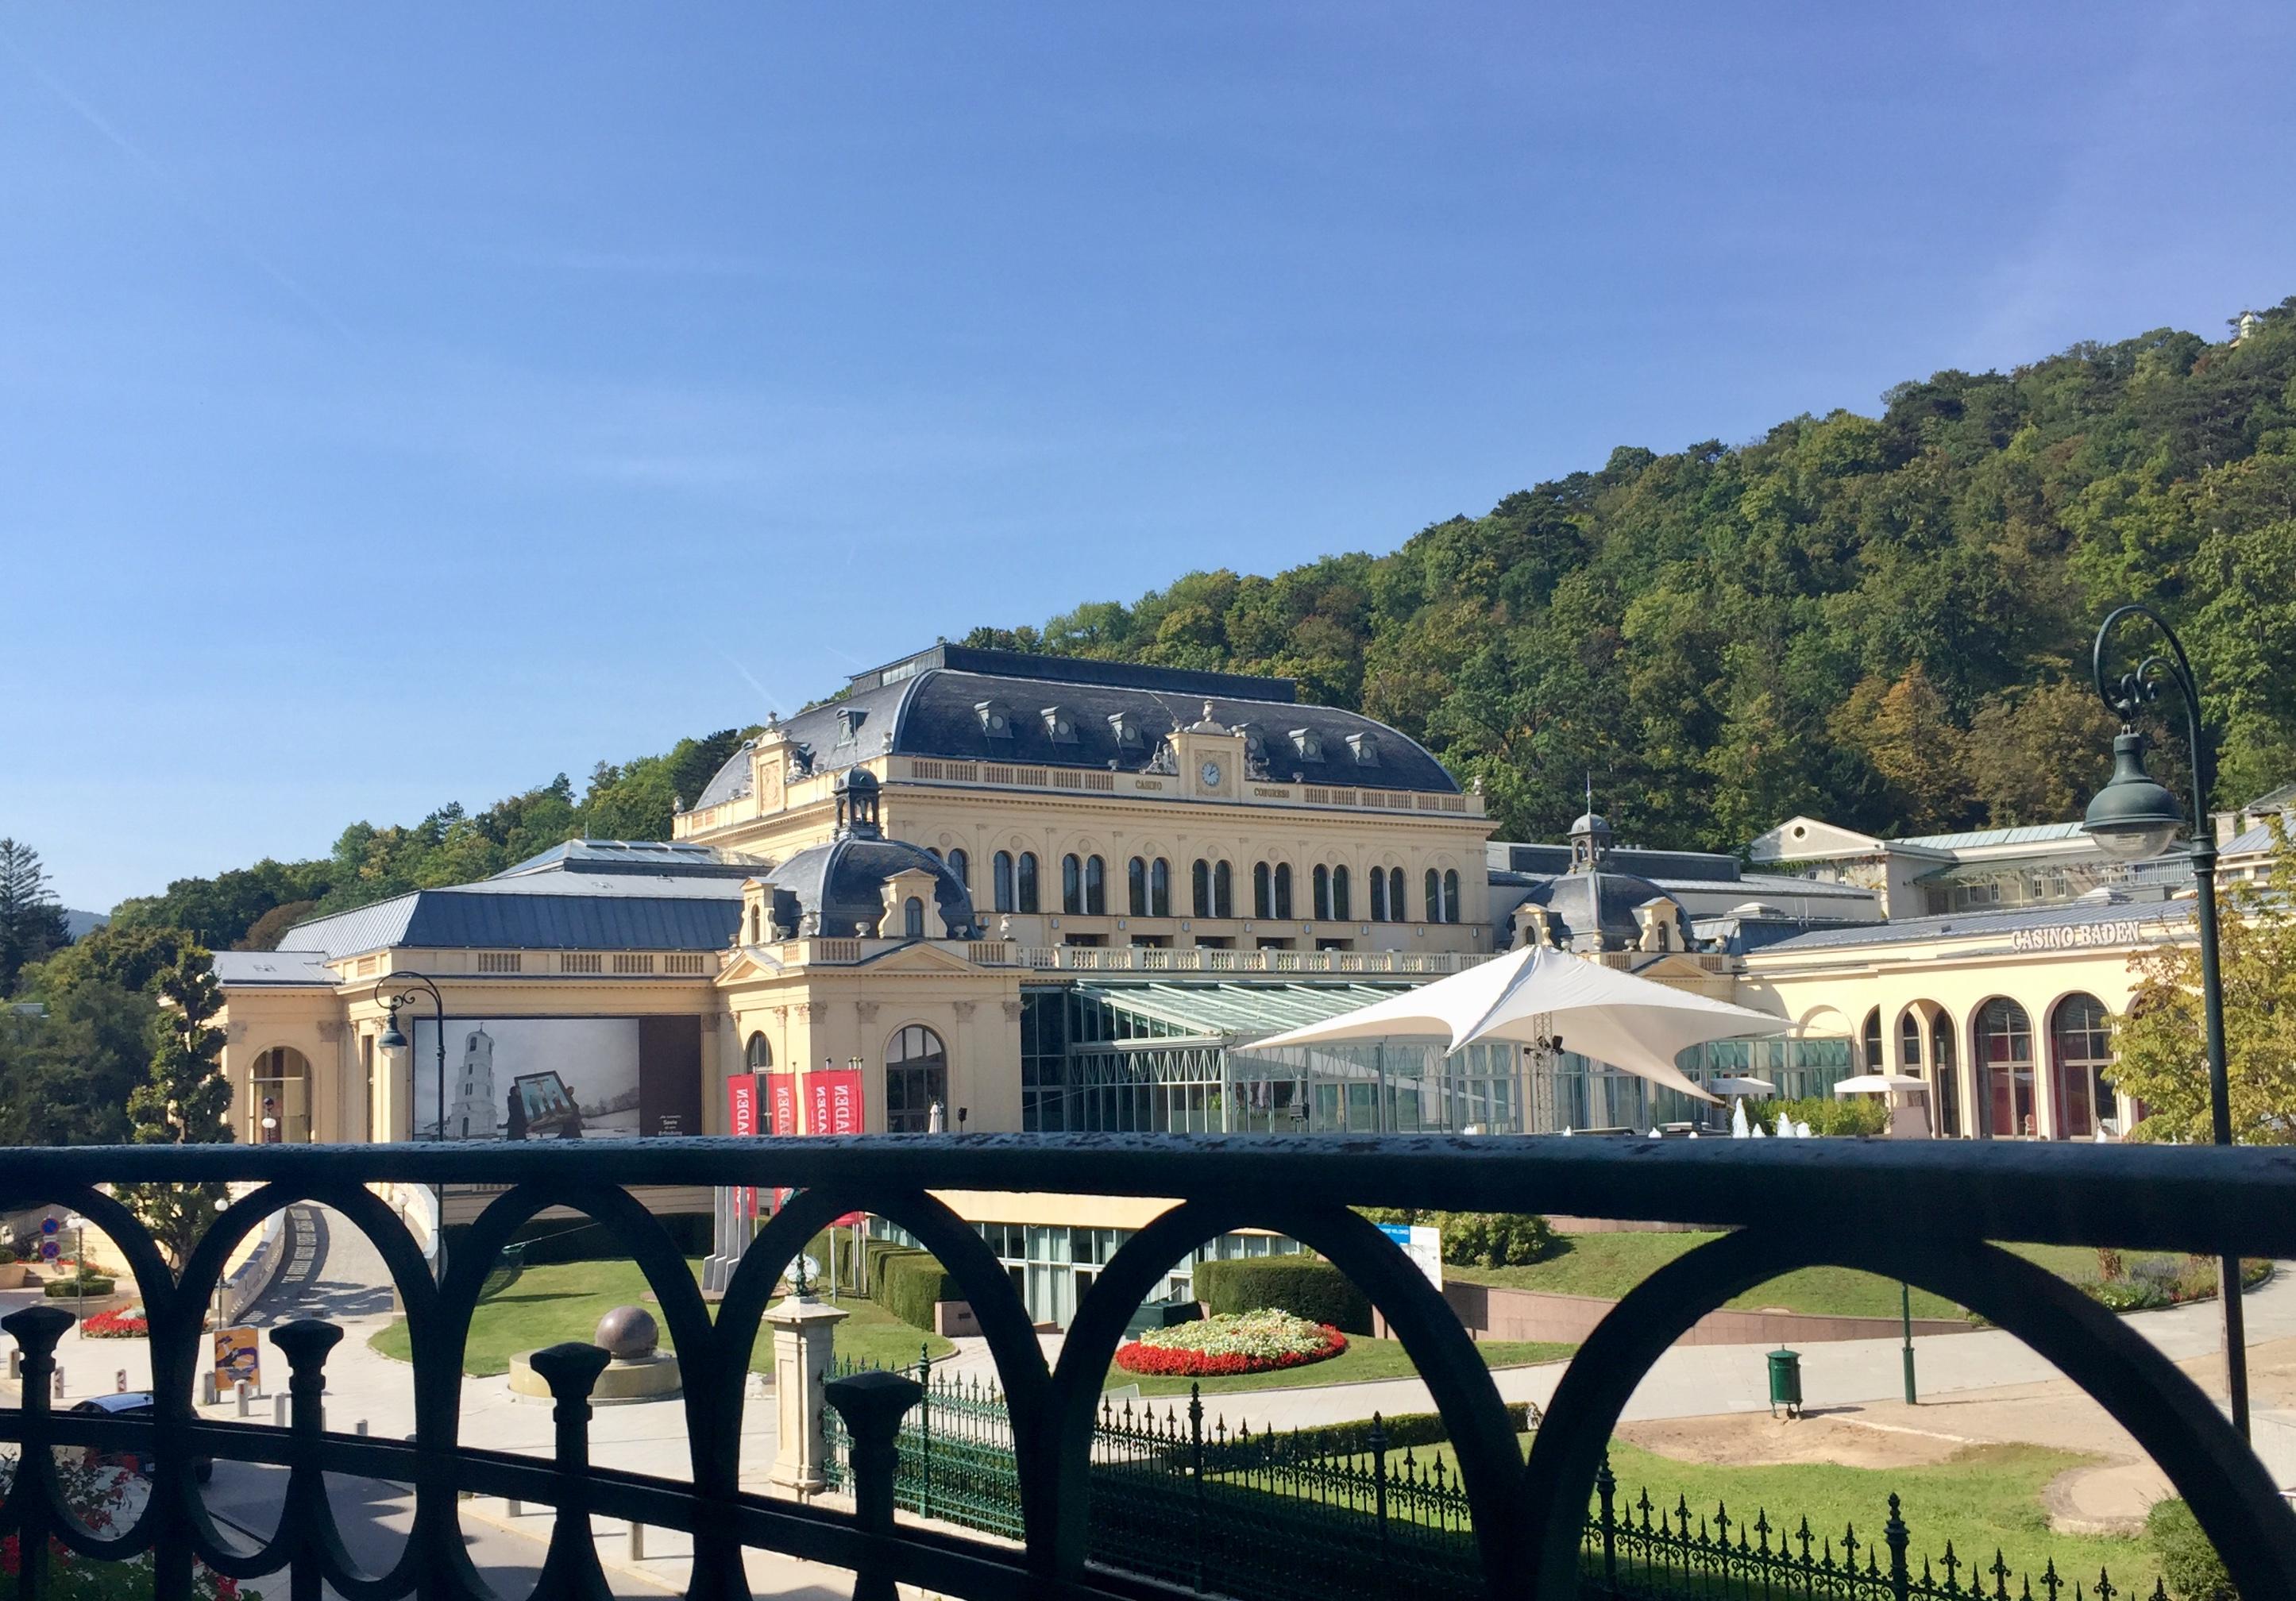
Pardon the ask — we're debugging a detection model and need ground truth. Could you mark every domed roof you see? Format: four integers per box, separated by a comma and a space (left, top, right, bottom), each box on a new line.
1569, 812, 1613, 836
761, 835, 979, 939
1517, 870, 1683, 952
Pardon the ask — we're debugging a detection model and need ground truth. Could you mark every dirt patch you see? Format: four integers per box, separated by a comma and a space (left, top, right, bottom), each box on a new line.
1616, 1410, 1970, 1470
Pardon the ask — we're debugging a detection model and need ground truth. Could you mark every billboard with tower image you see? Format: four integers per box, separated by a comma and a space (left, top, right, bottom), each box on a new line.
409, 1017, 700, 1140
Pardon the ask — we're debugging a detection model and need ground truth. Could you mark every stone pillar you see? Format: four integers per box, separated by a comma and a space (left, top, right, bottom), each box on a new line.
766, 1292, 850, 1497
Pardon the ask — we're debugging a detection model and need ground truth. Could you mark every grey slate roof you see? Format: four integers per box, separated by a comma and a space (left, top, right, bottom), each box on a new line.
692, 662, 1461, 812
762, 834, 979, 939
210, 951, 338, 988
1751, 896, 2196, 955
278, 889, 741, 957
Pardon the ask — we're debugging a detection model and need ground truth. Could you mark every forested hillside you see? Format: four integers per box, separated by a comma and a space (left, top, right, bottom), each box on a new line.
84, 299, 2296, 955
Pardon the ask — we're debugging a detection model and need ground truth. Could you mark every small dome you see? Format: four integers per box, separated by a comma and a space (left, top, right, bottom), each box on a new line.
1520, 870, 1684, 952
1569, 812, 1613, 836
762, 835, 980, 939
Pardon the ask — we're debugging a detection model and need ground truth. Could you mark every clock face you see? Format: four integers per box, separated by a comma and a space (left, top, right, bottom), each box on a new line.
1199, 760, 1223, 789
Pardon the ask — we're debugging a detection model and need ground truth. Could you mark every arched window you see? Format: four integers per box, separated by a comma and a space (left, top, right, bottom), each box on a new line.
902, 896, 925, 939
1128, 856, 1149, 917
1974, 998, 2036, 1139
1085, 855, 1108, 916
1254, 862, 1272, 920
1443, 870, 1461, 924
1312, 864, 1332, 920
994, 851, 1016, 913
249, 1046, 312, 1144
1931, 1011, 1960, 1137
947, 848, 969, 890
1898, 1011, 1922, 1072
1017, 852, 1040, 914
1192, 858, 1212, 918
1861, 1009, 1884, 1073
884, 1024, 948, 1134
1273, 862, 1294, 920
1333, 865, 1351, 922
1390, 867, 1407, 922
1151, 858, 1171, 918
1425, 869, 1441, 923
747, 901, 762, 943
1214, 860, 1234, 919
1062, 854, 1083, 915
2051, 993, 2114, 1140
746, 1032, 773, 1071
1370, 868, 1389, 922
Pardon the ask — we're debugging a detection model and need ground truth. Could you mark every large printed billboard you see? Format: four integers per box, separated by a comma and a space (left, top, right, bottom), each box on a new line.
410, 1016, 702, 1141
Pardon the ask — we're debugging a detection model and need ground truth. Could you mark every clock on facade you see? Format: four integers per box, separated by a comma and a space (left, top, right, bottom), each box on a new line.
1199, 760, 1223, 789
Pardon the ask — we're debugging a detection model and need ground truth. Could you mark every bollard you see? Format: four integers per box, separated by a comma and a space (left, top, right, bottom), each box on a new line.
199, 1371, 218, 1406
275, 1393, 291, 1429
236, 1379, 253, 1418
356, 1418, 369, 1436
6, 1348, 19, 1381
118, 1369, 128, 1394
53, 1365, 65, 1400
628, 1521, 646, 1560
507, 1499, 525, 1517
824, 1368, 924, 1601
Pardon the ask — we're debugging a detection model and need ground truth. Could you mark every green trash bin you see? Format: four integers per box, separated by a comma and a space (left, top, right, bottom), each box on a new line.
1767, 1348, 1802, 1418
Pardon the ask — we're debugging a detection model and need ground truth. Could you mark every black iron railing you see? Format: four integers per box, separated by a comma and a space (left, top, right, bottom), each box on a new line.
2, 1134, 2293, 1599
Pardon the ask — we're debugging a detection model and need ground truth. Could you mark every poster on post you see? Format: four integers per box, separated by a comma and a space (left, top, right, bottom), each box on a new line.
213, 1326, 260, 1394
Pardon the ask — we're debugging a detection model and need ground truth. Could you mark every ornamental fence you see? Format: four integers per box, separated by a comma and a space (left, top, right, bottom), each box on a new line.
1, 1134, 2287, 1600
822, 1353, 2163, 1601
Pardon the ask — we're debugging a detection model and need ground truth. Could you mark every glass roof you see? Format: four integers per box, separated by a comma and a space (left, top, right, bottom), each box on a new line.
1070, 981, 1418, 1043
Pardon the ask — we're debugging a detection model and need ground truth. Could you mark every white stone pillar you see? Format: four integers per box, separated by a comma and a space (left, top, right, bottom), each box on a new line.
766, 1293, 850, 1498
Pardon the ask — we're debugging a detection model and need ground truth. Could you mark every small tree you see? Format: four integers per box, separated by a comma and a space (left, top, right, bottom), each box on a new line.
2113, 823, 2296, 1145
119, 945, 236, 1268
0, 837, 73, 996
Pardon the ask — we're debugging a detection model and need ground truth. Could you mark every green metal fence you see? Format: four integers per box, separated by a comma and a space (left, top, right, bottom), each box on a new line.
824, 1356, 2162, 1601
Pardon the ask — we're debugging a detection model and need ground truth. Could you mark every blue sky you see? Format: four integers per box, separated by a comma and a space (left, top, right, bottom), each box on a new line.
5, 6, 2293, 912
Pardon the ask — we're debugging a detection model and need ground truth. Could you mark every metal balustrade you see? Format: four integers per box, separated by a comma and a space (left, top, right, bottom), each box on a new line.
3, 1135, 2294, 1599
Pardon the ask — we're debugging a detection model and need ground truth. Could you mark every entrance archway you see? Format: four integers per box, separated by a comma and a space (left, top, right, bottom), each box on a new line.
249, 1046, 312, 1144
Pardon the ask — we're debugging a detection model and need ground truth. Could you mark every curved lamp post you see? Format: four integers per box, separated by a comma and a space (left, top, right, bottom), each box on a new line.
2081, 603, 2247, 1438
372, 971, 447, 1144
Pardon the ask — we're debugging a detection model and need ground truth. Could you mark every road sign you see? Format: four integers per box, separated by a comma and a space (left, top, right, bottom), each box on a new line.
40, 1239, 59, 1262
41, 1217, 58, 1236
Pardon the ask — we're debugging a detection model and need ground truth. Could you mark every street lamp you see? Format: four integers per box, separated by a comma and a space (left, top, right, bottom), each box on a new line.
372, 971, 446, 1144
2081, 603, 2247, 1438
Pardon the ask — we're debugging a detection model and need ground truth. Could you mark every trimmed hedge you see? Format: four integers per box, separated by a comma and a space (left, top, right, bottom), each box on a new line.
45, 1274, 115, 1298
874, 1248, 961, 1335
2147, 1499, 2235, 1600
1211, 1402, 1537, 1466
1195, 1256, 1372, 1335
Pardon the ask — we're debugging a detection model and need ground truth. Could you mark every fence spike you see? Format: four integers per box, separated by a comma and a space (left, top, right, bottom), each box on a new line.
2092, 1570, 2115, 1601
1754, 1507, 1773, 1552
2042, 1558, 2062, 1601
1941, 1540, 1960, 1594
1992, 1548, 2013, 1600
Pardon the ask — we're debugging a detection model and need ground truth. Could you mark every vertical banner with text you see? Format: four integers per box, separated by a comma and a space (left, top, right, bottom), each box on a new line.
725, 1072, 760, 1216
766, 1075, 799, 1138
807, 1068, 866, 1136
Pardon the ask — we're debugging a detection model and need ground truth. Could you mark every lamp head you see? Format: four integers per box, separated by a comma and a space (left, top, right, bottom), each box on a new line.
378, 1008, 411, 1054
2084, 730, 2184, 861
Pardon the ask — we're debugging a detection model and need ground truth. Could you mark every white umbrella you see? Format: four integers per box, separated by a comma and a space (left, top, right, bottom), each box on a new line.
1708, 1075, 1777, 1098
1831, 1074, 1926, 1095
1250, 943, 1785, 1105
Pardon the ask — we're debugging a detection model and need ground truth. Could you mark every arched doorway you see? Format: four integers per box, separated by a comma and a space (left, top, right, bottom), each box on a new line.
1974, 998, 2036, 1138
2051, 993, 2116, 1140
249, 1046, 312, 1144
885, 1024, 949, 1134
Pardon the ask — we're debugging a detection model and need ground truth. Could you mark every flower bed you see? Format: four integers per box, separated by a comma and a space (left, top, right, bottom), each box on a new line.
82, 1306, 149, 1340
1114, 1310, 1347, 1377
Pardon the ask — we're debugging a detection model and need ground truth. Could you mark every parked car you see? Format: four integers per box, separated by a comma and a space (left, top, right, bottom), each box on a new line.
71, 1393, 214, 1482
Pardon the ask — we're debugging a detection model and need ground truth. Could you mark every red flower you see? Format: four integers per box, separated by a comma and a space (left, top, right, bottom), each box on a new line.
1113, 1324, 1347, 1376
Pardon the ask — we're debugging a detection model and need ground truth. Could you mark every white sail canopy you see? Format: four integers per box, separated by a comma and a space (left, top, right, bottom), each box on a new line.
1250, 943, 1787, 1105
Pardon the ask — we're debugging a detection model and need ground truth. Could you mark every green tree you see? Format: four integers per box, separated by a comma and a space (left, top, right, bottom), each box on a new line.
1966, 680, 2120, 826
120, 946, 235, 1268
0, 838, 72, 995
2113, 826, 2296, 1145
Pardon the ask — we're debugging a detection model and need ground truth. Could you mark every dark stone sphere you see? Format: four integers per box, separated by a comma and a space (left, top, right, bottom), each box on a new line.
593, 1305, 659, 1360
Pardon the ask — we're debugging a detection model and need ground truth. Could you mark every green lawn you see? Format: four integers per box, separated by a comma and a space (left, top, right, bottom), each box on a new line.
1445, 1232, 2227, 1321
366, 1259, 953, 1376
1109, 1334, 1575, 1398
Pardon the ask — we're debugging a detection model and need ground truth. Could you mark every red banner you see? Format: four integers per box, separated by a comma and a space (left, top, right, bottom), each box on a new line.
726, 1073, 760, 1138
808, 1068, 865, 1136
766, 1075, 799, 1138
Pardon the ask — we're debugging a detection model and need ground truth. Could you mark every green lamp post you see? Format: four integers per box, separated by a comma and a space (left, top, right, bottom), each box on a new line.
2081, 603, 2245, 1439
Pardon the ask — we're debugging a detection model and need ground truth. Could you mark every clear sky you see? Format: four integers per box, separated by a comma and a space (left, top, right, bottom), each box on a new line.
5, 6, 2292, 912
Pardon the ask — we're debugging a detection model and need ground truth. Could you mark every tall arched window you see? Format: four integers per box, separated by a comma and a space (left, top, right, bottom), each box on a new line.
2051, 993, 2114, 1140
1931, 1011, 1960, 1137
1425, 869, 1442, 923
1390, 867, 1407, 923
946, 848, 969, 890
994, 851, 1016, 913
1127, 856, 1149, 917
1085, 855, 1108, 916
1273, 863, 1294, 920
1062, 854, 1083, 915
1017, 851, 1040, 913
884, 1024, 948, 1134
902, 896, 925, 939
1443, 870, 1461, 924
1332, 865, 1351, 922
1861, 1008, 1884, 1072
1370, 868, 1389, 922
1192, 858, 1212, 918
249, 1046, 312, 1144
746, 1032, 773, 1071
1312, 864, 1333, 920
1150, 858, 1171, 917
1253, 862, 1272, 920
1975, 997, 2036, 1138
1898, 1011, 1922, 1072
1214, 860, 1233, 919
747, 901, 762, 943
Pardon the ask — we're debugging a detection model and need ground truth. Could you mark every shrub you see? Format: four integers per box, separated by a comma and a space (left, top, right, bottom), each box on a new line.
2146, 1498, 2235, 1600
875, 1249, 959, 1334
1356, 1209, 1557, 1268
1247, 1402, 1538, 1463
1196, 1256, 1372, 1334
1772, 1095, 1890, 1137
1115, 1312, 1345, 1376
44, 1274, 114, 1298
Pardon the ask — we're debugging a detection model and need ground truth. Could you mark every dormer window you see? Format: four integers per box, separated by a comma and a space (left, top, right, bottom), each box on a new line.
1346, 732, 1380, 767
1233, 723, 1266, 760
835, 707, 868, 743
1108, 711, 1143, 750
1041, 706, 1079, 745
1289, 727, 1326, 762
789, 743, 816, 777
975, 700, 1015, 739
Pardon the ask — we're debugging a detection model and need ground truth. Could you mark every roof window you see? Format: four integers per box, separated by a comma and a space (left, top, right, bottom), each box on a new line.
835, 707, 868, 743
1289, 727, 1326, 762
1041, 705, 1079, 745
1108, 711, 1144, 750
1345, 732, 1380, 767
975, 700, 1015, 738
